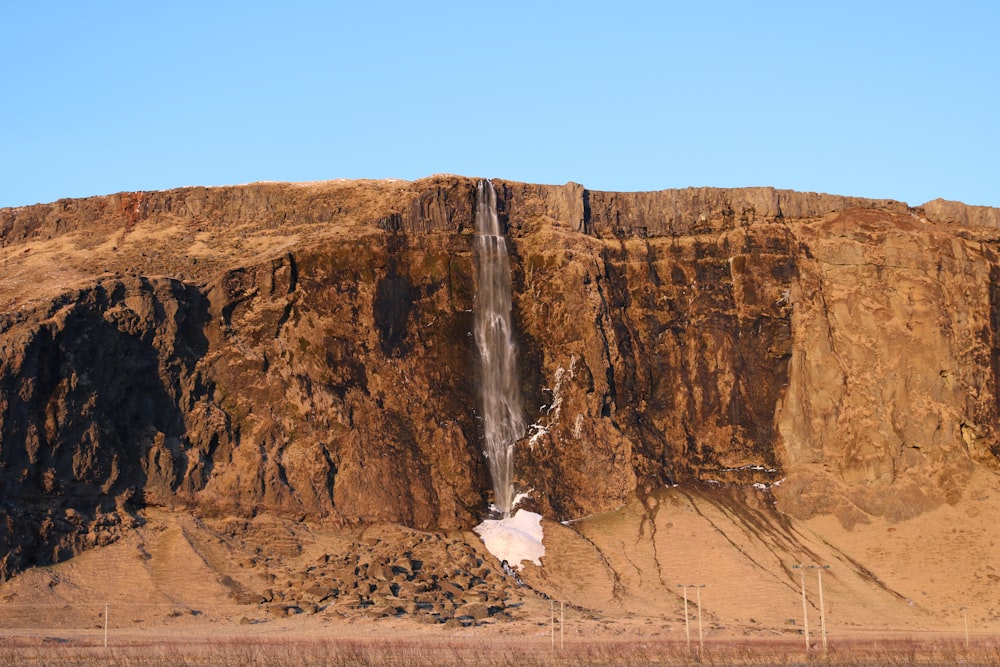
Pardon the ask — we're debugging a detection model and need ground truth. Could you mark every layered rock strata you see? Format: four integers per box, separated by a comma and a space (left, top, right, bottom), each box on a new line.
1, 176, 998, 578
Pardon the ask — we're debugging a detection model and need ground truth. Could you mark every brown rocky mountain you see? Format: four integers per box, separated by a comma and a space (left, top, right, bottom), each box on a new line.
1, 176, 999, 637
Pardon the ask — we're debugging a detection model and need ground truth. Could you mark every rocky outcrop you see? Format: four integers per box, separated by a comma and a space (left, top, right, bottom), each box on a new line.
1, 175, 999, 578
510, 201, 1000, 527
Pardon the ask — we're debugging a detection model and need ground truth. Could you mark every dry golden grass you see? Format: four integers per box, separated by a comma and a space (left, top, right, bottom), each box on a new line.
2, 634, 1000, 666
3, 479, 1000, 666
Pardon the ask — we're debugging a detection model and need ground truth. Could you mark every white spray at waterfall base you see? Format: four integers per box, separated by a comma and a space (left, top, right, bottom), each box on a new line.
474, 510, 545, 571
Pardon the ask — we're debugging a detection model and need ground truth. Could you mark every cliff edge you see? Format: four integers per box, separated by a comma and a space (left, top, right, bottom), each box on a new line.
1, 176, 998, 580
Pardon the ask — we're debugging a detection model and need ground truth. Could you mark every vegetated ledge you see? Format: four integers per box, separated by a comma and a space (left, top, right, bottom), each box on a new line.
3, 176, 999, 249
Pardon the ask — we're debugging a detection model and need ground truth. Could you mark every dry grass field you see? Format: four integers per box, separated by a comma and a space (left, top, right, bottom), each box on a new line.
2, 632, 1000, 666
2, 473, 999, 665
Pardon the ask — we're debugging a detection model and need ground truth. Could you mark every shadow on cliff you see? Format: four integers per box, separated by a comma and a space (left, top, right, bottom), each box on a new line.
0, 278, 212, 579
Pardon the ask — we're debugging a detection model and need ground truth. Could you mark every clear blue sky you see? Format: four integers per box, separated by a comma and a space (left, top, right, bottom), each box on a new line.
2, 2, 998, 208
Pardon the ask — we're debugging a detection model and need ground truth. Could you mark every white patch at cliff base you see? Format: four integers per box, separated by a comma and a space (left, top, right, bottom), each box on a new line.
474, 510, 545, 571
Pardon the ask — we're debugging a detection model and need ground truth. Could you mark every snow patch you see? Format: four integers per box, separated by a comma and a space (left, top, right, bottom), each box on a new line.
474, 510, 545, 571
721, 464, 779, 473
544, 354, 578, 422
511, 490, 533, 511
526, 423, 549, 450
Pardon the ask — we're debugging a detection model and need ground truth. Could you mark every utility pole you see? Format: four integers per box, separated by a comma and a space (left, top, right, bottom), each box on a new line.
560, 600, 564, 650
549, 600, 564, 650
792, 565, 809, 650
808, 565, 830, 656
676, 585, 691, 651
550, 600, 555, 650
962, 606, 969, 651
104, 603, 109, 649
695, 584, 705, 658
678, 584, 705, 657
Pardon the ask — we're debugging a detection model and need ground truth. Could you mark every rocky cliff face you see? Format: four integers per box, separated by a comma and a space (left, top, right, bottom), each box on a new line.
1, 176, 998, 579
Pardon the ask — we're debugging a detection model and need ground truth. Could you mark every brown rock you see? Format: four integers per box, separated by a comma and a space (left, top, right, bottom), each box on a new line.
301, 585, 336, 603
1, 175, 999, 579
436, 581, 464, 598
454, 602, 491, 620
462, 591, 489, 603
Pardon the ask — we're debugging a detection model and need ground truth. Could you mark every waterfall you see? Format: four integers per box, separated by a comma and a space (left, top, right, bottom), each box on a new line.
473, 179, 526, 517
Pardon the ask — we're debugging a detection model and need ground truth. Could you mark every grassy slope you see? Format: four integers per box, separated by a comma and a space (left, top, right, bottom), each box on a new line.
2, 469, 998, 641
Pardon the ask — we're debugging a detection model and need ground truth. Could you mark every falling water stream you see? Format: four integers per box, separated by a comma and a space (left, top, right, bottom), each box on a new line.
473, 179, 526, 517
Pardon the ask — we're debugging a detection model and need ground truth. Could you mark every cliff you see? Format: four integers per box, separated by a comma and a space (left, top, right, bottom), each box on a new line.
1, 176, 999, 579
